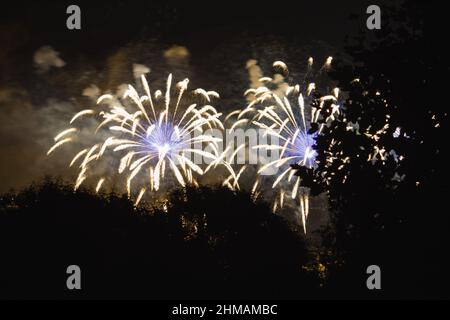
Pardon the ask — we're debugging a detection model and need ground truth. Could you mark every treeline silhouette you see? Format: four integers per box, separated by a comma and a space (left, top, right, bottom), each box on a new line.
0, 179, 319, 299
299, 1, 449, 299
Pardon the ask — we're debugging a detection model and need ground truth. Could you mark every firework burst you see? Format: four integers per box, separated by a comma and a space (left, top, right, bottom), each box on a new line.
48, 73, 234, 205
227, 58, 341, 233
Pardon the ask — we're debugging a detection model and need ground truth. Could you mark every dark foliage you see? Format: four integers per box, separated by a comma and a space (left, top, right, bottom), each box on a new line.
0, 180, 317, 299
292, 2, 450, 298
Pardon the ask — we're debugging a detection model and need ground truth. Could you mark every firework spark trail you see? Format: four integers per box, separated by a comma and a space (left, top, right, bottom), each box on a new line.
227, 58, 342, 233
48, 73, 237, 203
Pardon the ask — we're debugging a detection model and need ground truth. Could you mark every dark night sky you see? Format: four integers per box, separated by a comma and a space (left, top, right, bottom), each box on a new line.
1, 0, 376, 57
0, 0, 422, 194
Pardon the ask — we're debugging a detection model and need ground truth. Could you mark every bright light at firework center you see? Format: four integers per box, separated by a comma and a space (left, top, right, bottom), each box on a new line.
144, 121, 183, 159
291, 131, 318, 168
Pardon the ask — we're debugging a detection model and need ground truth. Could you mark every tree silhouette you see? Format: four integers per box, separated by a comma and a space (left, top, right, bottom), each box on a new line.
0, 179, 317, 299
291, 2, 449, 298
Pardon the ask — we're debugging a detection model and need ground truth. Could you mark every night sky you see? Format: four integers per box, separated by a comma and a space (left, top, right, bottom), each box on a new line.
0, 0, 388, 192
